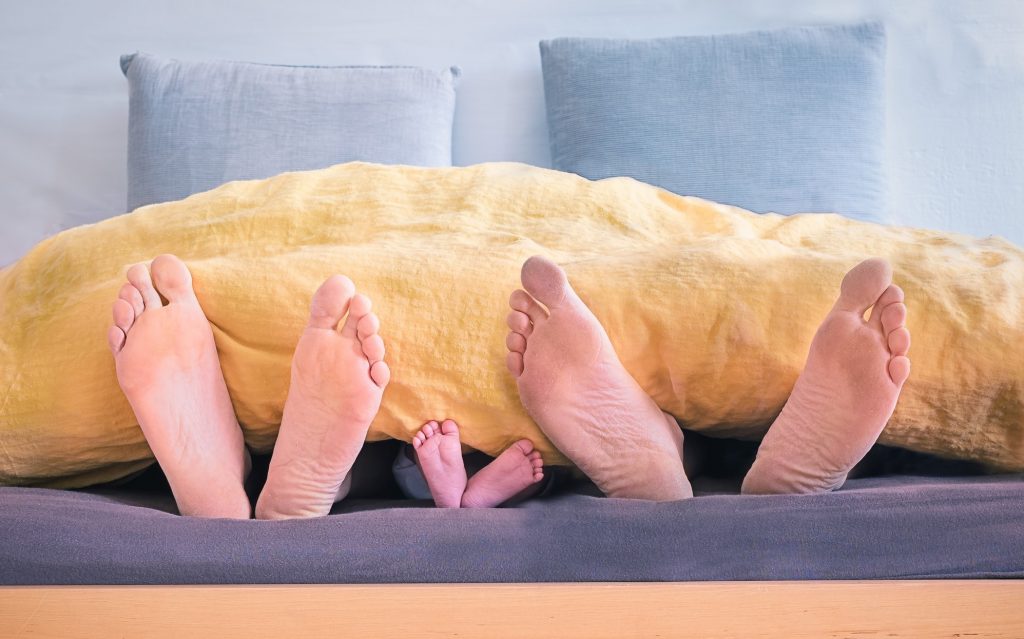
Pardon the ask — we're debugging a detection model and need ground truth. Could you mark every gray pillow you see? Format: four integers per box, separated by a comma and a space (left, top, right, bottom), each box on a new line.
540, 24, 887, 222
122, 52, 459, 210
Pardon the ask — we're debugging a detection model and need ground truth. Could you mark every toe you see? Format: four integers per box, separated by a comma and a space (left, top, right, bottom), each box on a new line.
834, 258, 893, 315
506, 331, 526, 354
868, 285, 904, 329
109, 298, 135, 355
506, 351, 524, 377
369, 360, 391, 388
112, 298, 135, 333
308, 275, 355, 330
512, 439, 535, 455
342, 294, 372, 337
888, 355, 911, 386
440, 419, 459, 435
887, 326, 911, 357
127, 263, 162, 309
118, 283, 144, 317
150, 254, 195, 303
107, 326, 126, 354
521, 255, 575, 310
509, 289, 546, 324
880, 302, 907, 335
356, 312, 380, 339
506, 310, 533, 336
422, 422, 436, 438
361, 334, 385, 363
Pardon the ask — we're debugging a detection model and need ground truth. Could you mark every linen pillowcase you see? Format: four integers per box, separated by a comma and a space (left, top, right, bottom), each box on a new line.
540, 23, 887, 222
121, 52, 459, 210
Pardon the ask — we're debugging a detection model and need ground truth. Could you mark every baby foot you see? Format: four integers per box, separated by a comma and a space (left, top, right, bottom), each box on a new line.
108, 254, 250, 519
742, 258, 911, 494
506, 256, 692, 501
255, 276, 390, 519
461, 439, 544, 508
412, 419, 468, 508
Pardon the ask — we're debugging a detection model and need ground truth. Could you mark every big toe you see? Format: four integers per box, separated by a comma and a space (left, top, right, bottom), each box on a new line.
308, 275, 355, 330
521, 256, 575, 310
834, 258, 893, 315
150, 254, 195, 303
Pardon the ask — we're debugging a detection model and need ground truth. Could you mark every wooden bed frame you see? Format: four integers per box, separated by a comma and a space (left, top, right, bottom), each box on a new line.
2, 581, 1022, 637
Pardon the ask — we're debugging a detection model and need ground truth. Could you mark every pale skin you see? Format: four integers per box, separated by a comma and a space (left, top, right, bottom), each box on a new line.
108, 253, 910, 518
504, 255, 911, 499
411, 419, 545, 508
108, 254, 543, 518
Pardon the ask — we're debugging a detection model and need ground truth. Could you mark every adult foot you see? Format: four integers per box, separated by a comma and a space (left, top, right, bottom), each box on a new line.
255, 276, 390, 519
108, 254, 251, 519
412, 419, 468, 508
505, 256, 692, 500
742, 258, 911, 494
462, 439, 544, 508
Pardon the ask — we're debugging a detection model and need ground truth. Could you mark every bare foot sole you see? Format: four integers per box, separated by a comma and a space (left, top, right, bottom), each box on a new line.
413, 419, 468, 508
462, 439, 544, 508
109, 254, 251, 519
255, 276, 390, 519
742, 258, 911, 494
506, 256, 692, 501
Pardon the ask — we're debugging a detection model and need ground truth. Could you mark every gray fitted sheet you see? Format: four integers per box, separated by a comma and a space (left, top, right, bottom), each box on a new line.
2, 473, 1023, 584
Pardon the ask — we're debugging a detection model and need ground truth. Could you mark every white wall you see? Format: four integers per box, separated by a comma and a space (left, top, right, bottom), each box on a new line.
1, 0, 1022, 265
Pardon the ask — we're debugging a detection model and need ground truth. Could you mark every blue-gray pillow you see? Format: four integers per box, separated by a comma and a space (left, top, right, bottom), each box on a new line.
122, 52, 459, 211
540, 24, 887, 222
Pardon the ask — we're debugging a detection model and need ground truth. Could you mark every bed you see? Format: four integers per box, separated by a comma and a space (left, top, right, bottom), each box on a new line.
2, 6, 1023, 638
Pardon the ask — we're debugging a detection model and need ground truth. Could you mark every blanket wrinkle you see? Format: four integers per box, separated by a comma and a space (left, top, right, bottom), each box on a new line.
0, 162, 1022, 487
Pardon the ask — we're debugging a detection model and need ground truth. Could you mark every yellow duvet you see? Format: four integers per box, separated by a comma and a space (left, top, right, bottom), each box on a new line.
1, 162, 1022, 488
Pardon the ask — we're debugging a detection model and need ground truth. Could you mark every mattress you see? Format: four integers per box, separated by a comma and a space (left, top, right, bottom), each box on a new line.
2, 443, 1022, 584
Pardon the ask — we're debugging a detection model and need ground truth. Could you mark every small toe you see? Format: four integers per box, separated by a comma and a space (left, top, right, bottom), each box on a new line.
509, 289, 546, 324
342, 294, 372, 337
361, 334, 386, 363
107, 326, 126, 354
887, 326, 911, 357
506, 332, 526, 354
357, 312, 380, 339
150, 254, 194, 303
506, 351, 524, 377
506, 310, 532, 335
369, 360, 391, 388
308, 275, 355, 330
112, 298, 135, 333
868, 285, 904, 328
888, 355, 911, 386
880, 302, 907, 334
118, 283, 144, 317
126, 263, 162, 309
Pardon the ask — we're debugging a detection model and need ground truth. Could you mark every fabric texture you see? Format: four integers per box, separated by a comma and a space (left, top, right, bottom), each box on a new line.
1, 474, 1023, 584
121, 52, 459, 211
0, 162, 1022, 487
540, 23, 887, 222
